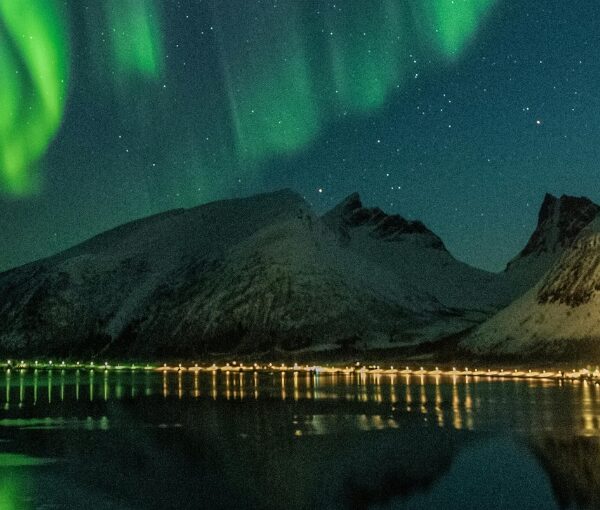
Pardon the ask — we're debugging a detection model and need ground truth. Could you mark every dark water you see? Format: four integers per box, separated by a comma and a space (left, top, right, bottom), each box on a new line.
0, 369, 598, 509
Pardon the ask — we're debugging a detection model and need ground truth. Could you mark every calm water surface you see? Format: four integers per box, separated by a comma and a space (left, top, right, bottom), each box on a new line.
0, 369, 598, 509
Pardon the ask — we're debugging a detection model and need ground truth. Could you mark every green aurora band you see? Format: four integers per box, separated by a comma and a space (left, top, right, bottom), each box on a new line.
218, 0, 497, 168
0, 0, 496, 196
105, 0, 164, 82
217, 1, 320, 164
0, 0, 69, 196
412, 0, 498, 58
326, 0, 409, 112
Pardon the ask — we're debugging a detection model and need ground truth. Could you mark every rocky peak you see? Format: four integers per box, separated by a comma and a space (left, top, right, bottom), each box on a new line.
508, 193, 600, 267
323, 193, 446, 249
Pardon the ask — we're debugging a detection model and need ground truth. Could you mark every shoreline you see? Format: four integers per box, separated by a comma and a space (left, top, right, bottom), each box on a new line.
3, 359, 598, 382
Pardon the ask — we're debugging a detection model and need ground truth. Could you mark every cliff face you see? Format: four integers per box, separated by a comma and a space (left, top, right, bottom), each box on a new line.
536, 224, 600, 307
504, 193, 600, 297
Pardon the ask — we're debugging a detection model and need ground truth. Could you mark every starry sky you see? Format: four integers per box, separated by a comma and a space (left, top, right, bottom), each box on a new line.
1, 0, 599, 273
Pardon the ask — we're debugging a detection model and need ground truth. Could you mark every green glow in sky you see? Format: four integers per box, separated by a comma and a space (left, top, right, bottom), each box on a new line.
415, 0, 497, 58
229, 53, 320, 163
327, 0, 407, 112
0, 0, 69, 196
106, 0, 164, 81
217, 1, 321, 167
218, 0, 496, 167
0, 0, 495, 198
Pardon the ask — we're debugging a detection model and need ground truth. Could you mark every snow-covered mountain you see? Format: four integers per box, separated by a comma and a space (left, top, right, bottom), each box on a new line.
504, 193, 600, 297
461, 214, 600, 359
4, 188, 597, 359
323, 192, 506, 311
0, 189, 506, 358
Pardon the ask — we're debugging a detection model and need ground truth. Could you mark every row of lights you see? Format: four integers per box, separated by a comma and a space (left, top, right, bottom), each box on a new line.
2, 360, 596, 380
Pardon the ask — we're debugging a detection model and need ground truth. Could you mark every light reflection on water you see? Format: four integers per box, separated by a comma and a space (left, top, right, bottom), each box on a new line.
0, 370, 599, 509
1, 369, 599, 436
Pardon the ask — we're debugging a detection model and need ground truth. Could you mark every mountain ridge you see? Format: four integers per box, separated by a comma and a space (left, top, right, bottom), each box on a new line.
2, 188, 600, 359
0, 189, 493, 358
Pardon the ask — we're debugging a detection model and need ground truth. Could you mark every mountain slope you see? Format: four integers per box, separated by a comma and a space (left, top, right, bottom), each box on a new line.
0, 189, 499, 358
461, 215, 600, 358
323, 193, 508, 311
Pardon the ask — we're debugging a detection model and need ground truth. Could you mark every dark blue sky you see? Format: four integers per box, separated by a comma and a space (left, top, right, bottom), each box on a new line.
1, 0, 599, 272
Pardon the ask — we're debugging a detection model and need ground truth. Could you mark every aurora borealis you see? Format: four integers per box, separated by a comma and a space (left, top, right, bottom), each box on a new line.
0, 0, 69, 196
0, 0, 497, 190
1, 0, 599, 272
106, 0, 165, 82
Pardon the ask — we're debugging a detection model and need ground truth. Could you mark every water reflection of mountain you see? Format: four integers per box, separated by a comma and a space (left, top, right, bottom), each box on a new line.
532, 435, 600, 510
3, 405, 465, 510
387, 436, 559, 510
0, 371, 599, 508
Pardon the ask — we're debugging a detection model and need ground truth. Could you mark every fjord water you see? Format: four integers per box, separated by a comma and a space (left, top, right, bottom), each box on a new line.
0, 370, 598, 509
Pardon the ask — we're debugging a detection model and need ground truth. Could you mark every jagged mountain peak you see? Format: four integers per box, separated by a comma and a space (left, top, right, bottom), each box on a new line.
510, 193, 600, 264
323, 193, 445, 249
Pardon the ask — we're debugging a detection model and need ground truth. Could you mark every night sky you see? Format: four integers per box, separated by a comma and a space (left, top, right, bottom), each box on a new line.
1, 0, 599, 272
